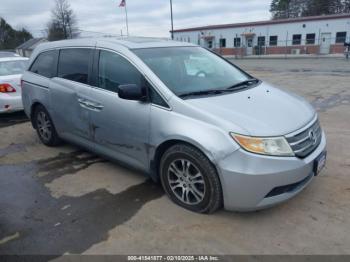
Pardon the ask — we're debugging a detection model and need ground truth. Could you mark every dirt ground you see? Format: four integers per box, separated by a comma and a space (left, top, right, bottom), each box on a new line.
0, 58, 349, 256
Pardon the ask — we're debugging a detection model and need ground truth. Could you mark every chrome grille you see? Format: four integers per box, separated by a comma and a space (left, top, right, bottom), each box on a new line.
286, 119, 322, 158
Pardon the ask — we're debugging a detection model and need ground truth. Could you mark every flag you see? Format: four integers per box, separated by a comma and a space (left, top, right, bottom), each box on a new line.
119, 0, 126, 7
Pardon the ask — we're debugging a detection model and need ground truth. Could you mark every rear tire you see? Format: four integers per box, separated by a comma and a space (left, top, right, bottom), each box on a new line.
33, 105, 61, 147
160, 144, 222, 214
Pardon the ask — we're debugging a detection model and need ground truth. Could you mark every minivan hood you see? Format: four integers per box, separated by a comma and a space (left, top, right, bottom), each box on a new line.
185, 82, 315, 136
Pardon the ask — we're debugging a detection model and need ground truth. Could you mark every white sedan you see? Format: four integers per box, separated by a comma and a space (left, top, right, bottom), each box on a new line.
0, 56, 29, 113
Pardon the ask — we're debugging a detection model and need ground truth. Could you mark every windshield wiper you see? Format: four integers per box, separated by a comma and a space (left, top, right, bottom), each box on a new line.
178, 89, 227, 98
178, 79, 260, 98
227, 78, 260, 90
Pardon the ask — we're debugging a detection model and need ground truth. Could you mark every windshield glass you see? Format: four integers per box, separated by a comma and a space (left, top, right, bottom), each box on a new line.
0, 60, 28, 76
133, 47, 249, 95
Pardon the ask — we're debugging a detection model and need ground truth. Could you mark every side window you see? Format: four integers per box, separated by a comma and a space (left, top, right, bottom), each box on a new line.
30, 50, 57, 78
58, 48, 92, 84
149, 87, 169, 108
98, 50, 142, 93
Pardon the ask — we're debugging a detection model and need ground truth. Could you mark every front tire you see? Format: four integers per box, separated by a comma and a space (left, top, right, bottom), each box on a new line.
33, 105, 61, 147
160, 144, 222, 214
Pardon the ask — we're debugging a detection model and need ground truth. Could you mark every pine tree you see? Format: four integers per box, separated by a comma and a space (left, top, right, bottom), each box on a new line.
0, 17, 33, 50
343, 0, 350, 13
270, 0, 349, 19
330, 0, 344, 14
270, 0, 308, 19
270, 0, 290, 19
303, 0, 333, 16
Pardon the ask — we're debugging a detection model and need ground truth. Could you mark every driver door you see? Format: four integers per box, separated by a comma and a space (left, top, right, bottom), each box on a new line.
88, 49, 151, 171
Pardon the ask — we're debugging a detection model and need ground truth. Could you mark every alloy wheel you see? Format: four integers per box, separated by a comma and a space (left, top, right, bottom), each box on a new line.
36, 111, 52, 142
167, 159, 206, 205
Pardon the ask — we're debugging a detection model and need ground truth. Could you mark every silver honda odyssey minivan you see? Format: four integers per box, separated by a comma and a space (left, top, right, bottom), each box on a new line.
22, 38, 327, 213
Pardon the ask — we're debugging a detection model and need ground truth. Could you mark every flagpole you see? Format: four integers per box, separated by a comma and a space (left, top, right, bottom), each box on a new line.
170, 0, 174, 39
125, 1, 129, 36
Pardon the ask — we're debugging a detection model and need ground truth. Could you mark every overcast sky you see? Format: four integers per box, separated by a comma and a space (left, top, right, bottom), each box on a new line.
1, 0, 272, 38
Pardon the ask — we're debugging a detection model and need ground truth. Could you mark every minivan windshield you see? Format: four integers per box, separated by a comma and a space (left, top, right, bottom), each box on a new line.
133, 47, 251, 96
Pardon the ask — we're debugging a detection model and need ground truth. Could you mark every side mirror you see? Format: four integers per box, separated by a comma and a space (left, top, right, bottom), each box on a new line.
117, 84, 147, 101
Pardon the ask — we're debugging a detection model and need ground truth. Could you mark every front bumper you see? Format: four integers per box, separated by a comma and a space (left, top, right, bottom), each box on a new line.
217, 131, 327, 211
0, 94, 23, 113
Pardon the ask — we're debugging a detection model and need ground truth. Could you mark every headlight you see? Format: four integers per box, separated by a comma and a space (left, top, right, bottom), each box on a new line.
230, 133, 294, 156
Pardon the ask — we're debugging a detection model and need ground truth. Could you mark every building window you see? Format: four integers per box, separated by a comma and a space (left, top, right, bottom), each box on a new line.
234, 37, 241, 47
258, 36, 266, 46
208, 40, 213, 49
306, 33, 316, 45
336, 32, 347, 43
188, 37, 191, 43
219, 38, 226, 48
292, 34, 302, 45
269, 36, 278, 46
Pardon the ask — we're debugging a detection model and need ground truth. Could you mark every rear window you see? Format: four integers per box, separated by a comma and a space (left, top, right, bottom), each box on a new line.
30, 51, 57, 78
58, 48, 92, 84
0, 60, 27, 76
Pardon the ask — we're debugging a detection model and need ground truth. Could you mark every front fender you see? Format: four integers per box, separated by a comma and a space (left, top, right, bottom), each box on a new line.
149, 106, 239, 166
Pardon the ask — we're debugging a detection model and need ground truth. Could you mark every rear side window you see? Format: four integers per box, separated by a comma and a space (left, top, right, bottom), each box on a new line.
58, 48, 92, 84
30, 50, 57, 78
98, 50, 142, 93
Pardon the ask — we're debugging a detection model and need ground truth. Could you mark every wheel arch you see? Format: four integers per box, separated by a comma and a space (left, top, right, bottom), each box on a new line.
30, 102, 45, 129
150, 138, 218, 183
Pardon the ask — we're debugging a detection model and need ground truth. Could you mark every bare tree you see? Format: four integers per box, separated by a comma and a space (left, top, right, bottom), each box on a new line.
47, 0, 79, 41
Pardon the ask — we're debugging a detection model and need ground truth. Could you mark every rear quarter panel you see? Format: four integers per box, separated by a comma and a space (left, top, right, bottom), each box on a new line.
21, 71, 51, 118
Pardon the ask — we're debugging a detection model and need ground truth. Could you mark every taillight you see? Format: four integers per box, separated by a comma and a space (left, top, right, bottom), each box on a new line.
0, 83, 16, 93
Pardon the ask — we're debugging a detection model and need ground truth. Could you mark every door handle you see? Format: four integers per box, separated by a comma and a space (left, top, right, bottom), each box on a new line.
92, 104, 104, 110
78, 98, 91, 108
78, 98, 103, 111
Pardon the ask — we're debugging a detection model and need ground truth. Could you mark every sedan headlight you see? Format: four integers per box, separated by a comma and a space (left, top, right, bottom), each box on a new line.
230, 133, 294, 156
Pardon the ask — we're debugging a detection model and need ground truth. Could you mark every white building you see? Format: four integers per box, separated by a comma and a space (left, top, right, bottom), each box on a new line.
172, 14, 350, 56
16, 38, 48, 57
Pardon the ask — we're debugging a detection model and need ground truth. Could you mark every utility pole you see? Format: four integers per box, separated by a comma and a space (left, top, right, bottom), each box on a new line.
170, 0, 174, 39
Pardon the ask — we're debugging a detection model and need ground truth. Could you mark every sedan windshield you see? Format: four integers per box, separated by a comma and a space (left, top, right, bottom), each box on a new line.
0, 60, 28, 76
133, 47, 250, 96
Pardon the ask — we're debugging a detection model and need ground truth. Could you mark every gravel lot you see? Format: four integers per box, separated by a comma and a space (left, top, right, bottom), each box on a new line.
0, 58, 349, 256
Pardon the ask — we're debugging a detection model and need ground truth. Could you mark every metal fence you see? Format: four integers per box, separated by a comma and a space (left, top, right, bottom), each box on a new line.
208, 36, 350, 59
